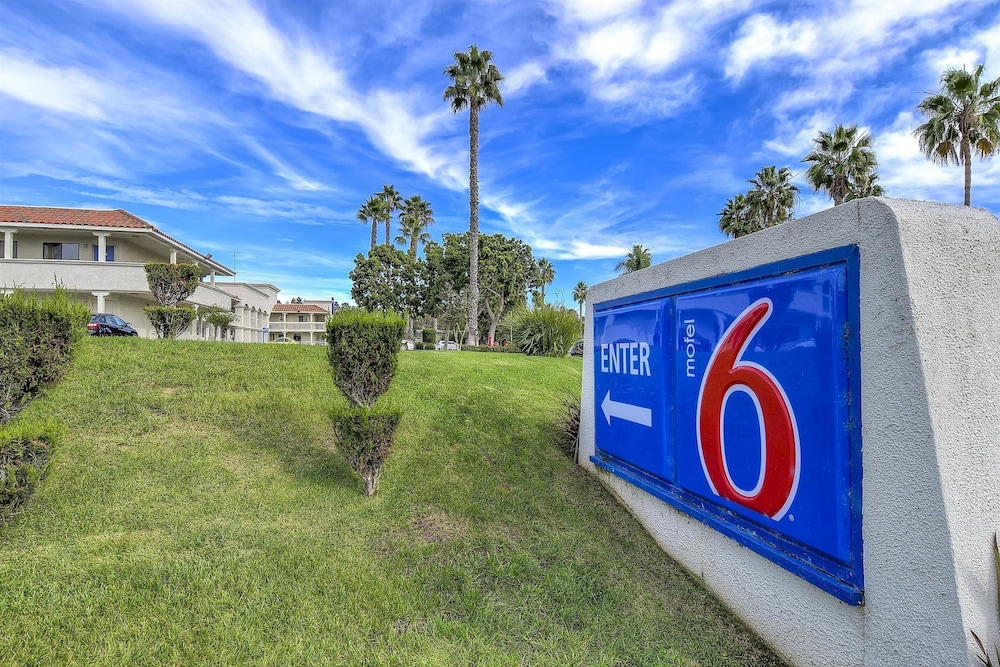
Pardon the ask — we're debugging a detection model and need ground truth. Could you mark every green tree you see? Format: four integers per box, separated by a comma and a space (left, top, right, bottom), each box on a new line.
395, 195, 434, 258
803, 124, 882, 206
747, 165, 798, 228
378, 185, 403, 246
915, 63, 1000, 206
535, 258, 555, 305
572, 281, 589, 319
846, 171, 885, 201
429, 232, 535, 344
717, 193, 756, 238
444, 45, 504, 345
615, 245, 651, 274
143, 262, 201, 339
349, 245, 424, 317
356, 195, 383, 252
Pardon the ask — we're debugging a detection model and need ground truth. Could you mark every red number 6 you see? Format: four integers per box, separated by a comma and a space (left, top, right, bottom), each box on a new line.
696, 298, 800, 520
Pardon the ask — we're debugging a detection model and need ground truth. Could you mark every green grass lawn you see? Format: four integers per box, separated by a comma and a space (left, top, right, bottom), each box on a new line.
0, 338, 785, 666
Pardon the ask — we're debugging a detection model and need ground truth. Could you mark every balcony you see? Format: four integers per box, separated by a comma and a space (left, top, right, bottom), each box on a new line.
268, 321, 327, 332
0, 259, 233, 309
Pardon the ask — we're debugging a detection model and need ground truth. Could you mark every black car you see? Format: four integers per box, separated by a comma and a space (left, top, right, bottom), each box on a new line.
88, 313, 138, 337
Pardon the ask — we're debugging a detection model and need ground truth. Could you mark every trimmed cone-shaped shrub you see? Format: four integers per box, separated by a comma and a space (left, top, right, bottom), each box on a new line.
331, 408, 401, 497
421, 327, 436, 344
144, 262, 201, 307
326, 310, 405, 408
1, 421, 61, 523
144, 305, 197, 339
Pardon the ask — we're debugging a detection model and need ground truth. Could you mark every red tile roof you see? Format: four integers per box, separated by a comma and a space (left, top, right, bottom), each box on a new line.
273, 304, 327, 313
0, 205, 156, 229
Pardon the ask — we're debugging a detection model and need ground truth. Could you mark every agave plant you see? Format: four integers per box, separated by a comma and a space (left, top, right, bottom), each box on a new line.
971, 532, 1000, 666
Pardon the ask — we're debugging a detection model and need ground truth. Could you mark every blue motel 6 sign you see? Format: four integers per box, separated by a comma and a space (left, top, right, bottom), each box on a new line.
592, 247, 864, 604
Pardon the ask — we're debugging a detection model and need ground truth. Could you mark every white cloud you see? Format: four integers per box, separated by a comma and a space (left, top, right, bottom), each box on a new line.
92, 0, 466, 191
504, 61, 548, 95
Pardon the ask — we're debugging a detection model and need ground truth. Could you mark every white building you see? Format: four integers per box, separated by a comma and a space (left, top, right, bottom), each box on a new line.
268, 301, 331, 344
0, 205, 274, 341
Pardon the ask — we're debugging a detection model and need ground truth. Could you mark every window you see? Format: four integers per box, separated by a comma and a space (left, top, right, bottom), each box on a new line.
43, 243, 80, 260
298, 315, 307, 322
0, 239, 16, 259
93, 245, 115, 261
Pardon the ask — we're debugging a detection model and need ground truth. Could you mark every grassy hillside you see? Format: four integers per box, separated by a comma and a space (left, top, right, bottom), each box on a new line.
0, 338, 784, 666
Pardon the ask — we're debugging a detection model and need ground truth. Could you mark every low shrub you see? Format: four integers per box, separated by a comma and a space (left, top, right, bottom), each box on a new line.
463, 344, 523, 354
421, 327, 436, 344
326, 310, 406, 408
553, 395, 581, 461
144, 305, 197, 339
503, 305, 582, 357
0, 421, 62, 524
0, 288, 90, 425
331, 408, 401, 497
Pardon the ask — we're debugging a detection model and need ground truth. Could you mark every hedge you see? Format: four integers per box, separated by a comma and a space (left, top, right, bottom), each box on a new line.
0, 421, 61, 523
0, 288, 90, 425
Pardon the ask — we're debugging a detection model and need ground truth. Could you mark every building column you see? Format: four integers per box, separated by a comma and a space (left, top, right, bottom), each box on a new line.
1, 228, 15, 258
169, 250, 178, 264
91, 291, 110, 313
210, 270, 216, 286
93, 232, 109, 262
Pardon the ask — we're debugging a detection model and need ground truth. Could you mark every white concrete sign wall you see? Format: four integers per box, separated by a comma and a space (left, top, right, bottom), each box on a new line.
580, 198, 1000, 666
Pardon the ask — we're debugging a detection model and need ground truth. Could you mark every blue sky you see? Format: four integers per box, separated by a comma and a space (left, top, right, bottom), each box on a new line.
2, 0, 998, 305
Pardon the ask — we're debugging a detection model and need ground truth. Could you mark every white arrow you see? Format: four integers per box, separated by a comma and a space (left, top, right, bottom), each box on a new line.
601, 390, 652, 427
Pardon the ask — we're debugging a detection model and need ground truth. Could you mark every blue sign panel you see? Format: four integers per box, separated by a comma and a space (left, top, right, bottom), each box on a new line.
591, 247, 863, 604
593, 300, 672, 481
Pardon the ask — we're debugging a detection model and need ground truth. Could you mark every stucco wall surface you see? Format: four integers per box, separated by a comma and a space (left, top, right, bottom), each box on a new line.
580, 198, 999, 666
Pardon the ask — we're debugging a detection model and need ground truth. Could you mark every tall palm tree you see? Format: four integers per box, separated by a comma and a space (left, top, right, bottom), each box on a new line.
615, 245, 652, 274
718, 192, 757, 239
444, 45, 504, 345
845, 171, 885, 201
378, 185, 403, 246
747, 165, 798, 229
535, 258, 554, 305
915, 63, 1000, 206
803, 124, 881, 206
395, 195, 435, 257
356, 196, 383, 252
573, 281, 589, 318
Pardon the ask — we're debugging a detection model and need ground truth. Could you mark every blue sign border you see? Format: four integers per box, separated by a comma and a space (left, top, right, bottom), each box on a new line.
591, 245, 864, 605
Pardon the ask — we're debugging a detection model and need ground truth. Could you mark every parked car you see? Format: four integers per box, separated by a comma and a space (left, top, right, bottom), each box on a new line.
400, 339, 415, 350
569, 339, 584, 356
272, 337, 298, 344
87, 313, 138, 337
435, 340, 459, 350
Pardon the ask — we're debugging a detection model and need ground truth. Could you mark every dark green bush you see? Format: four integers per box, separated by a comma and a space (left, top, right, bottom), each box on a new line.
326, 310, 406, 408
503, 305, 582, 357
143, 262, 201, 307
463, 344, 523, 354
0, 421, 61, 523
331, 408, 401, 497
144, 305, 197, 339
0, 288, 90, 425
421, 328, 436, 344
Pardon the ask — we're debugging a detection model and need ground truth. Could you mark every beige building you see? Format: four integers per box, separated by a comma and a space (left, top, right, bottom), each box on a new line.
0, 205, 275, 342
268, 302, 330, 344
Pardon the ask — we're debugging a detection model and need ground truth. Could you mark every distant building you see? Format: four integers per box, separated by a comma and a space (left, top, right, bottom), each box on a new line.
0, 205, 274, 342
269, 302, 330, 345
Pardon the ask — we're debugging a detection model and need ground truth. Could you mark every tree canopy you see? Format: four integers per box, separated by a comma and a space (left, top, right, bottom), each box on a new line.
915, 63, 1000, 206
803, 124, 883, 206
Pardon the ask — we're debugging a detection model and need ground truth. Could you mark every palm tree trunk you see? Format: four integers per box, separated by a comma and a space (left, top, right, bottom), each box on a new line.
384, 216, 391, 246
467, 104, 480, 346
962, 136, 972, 206
370, 221, 377, 252
409, 238, 417, 258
